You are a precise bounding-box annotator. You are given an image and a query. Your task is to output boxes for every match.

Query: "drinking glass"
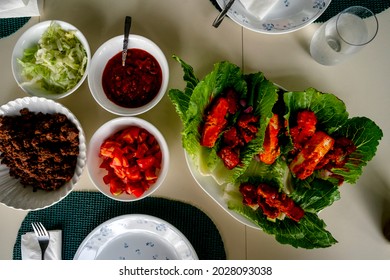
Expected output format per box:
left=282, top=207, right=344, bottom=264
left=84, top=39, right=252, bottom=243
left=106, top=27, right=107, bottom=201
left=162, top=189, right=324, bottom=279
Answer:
left=310, top=6, right=378, bottom=66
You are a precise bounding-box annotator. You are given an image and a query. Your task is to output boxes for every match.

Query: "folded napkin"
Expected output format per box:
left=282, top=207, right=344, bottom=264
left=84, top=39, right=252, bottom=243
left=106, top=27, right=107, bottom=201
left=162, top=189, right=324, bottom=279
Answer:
left=0, top=0, right=40, bottom=18
left=239, top=0, right=278, bottom=20
left=21, top=230, right=62, bottom=260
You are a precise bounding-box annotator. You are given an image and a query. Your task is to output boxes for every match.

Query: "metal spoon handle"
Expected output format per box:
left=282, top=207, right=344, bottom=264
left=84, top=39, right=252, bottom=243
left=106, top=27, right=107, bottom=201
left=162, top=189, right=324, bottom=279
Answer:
left=124, top=16, right=132, bottom=38
left=122, top=16, right=132, bottom=66
left=212, top=0, right=236, bottom=28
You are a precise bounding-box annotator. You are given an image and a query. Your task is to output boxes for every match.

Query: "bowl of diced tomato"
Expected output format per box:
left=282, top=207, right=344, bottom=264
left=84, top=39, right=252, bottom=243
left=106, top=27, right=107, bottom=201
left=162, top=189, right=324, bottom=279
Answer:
left=87, top=117, right=169, bottom=201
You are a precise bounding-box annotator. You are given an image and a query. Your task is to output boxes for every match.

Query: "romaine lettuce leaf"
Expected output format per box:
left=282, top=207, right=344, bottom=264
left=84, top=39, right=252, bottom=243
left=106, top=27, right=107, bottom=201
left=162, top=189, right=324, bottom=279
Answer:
left=208, top=73, right=279, bottom=184
left=181, top=61, right=247, bottom=179
left=168, top=55, right=199, bottom=123
left=170, top=58, right=280, bottom=184
left=228, top=200, right=337, bottom=249
left=239, top=157, right=289, bottom=191
left=168, top=57, right=382, bottom=249
left=289, top=177, right=340, bottom=213
left=329, top=117, right=383, bottom=184
left=283, top=88, right=349, bottom=136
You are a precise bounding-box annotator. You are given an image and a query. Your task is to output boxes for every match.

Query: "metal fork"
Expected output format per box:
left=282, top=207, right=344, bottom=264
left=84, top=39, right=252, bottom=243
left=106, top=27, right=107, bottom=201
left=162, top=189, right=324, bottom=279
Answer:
left=31, top=222, right=50, bottom=260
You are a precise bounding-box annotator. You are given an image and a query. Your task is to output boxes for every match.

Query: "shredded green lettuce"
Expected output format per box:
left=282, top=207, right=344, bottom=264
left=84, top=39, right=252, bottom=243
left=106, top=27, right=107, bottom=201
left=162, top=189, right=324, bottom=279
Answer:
left=17, top=21, right=88, bottom=94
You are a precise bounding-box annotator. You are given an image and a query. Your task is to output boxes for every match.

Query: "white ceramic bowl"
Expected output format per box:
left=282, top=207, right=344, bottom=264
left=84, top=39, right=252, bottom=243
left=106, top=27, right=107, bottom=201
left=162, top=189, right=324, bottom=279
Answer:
left=87, top=117, right=169, bottom=201
left=88, top=35, right=169, bottom=116
left=11, top=20, right=91, bottom=99
left=0, top=97, right=87, bottom=211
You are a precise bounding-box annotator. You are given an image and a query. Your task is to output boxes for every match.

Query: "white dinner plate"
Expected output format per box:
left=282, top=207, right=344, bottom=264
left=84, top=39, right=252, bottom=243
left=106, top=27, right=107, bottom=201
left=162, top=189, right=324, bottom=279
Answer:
left=215, top=0, right=331, bottom=34
left=74, top=214, right=198, bottom=260
left=185, top=152, right=259, bottom=229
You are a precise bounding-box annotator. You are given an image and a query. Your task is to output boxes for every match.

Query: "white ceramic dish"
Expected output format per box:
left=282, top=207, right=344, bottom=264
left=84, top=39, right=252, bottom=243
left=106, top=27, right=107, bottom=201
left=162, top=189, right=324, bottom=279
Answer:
left=88, top=35, right=169, bottom=116
left=185, top=152, right=258, bottom=229
left=0, top=97, right=87, bottom=211
left=11, top=20, right=91, bottom=99
left=74, top=214, right=198, bottom=260
left=87, top=117, right=169, bottom=202
left=216, top=0, right=332, bottom=34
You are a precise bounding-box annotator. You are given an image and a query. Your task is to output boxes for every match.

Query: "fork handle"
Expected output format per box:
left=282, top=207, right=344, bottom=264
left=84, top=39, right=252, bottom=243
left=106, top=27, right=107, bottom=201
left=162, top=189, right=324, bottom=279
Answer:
left=39, top=244, right=48, bottom=260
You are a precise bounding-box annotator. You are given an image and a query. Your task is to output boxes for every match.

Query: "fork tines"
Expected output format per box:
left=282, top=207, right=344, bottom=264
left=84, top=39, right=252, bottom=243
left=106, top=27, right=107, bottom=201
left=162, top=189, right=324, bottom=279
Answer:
left=31, top=222, right=48, bottom=236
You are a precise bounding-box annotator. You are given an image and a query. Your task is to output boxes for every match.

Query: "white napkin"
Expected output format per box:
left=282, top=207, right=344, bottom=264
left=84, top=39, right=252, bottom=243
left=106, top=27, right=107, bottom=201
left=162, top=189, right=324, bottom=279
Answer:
left=0, top=0, right=40, bottom=18
left=21, top=230, right=62, bottom=260
left=239, top=0, right=278, bottom=20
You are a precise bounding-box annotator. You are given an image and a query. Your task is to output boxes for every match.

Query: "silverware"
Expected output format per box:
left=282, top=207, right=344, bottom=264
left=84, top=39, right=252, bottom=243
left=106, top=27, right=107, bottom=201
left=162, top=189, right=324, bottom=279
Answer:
left=212, top=0, right=236, bottom=28
left=31, top=222, right=50, bottom=260
left=122, top=16, right=132, bottom=66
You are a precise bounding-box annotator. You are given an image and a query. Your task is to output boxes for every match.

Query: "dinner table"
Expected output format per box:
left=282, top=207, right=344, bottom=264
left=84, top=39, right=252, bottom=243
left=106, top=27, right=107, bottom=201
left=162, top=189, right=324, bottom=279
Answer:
left=0, top=0, right=390, bottom=260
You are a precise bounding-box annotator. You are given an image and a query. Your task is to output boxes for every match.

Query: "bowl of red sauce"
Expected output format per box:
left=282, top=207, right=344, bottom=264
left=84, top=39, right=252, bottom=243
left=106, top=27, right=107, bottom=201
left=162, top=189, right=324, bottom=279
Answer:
left=88, top=35, right=169, bottom=116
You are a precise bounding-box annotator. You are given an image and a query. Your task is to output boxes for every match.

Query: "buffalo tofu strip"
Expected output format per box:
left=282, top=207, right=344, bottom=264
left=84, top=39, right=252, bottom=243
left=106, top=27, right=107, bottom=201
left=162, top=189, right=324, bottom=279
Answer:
left=289, top=131, right=335, bottom=180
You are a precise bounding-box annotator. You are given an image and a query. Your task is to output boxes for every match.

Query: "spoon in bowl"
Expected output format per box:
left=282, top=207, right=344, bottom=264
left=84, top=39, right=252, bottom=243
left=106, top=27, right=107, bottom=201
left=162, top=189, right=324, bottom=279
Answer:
left=122, top=16, right=132, bottom=66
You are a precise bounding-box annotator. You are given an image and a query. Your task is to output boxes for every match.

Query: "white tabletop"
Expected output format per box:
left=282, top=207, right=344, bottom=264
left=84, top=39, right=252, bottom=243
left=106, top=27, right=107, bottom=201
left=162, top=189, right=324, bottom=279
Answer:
left=0, top=0, right=390, bottom=260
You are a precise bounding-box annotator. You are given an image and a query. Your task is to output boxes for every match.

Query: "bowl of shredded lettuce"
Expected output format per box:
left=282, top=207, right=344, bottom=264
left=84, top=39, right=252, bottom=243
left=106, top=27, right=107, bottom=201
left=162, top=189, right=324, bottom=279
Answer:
left=11, top=20, right=90, bottom=99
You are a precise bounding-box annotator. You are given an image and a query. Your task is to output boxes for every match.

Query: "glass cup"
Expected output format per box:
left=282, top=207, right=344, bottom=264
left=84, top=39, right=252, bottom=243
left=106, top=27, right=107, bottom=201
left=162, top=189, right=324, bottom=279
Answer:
left=310, top=6, right=379, bottom=66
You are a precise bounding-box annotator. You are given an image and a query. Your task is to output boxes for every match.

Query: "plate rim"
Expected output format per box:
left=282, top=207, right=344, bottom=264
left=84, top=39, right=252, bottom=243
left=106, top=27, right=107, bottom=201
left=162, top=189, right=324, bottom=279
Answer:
left=215, top=0, right=332, bottom=34
left=73, top=214, right=198, bottom=260
left=184, top=151, right=259, bottom=230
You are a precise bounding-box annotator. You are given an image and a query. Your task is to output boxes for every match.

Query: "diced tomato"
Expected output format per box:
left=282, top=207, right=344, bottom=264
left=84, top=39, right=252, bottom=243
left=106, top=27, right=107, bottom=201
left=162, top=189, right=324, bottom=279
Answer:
left=99, top=160, right=111, bottom=170
left=125, top=165, right=142, bottom=182
left=147, top=134, right=156, bottom=146
left=99, top=140, right=121, bottom=158
left=154, top=150, right=162, bottom=165
left=134, top=142, right=149, bottom=159
left=110, top=178, right=124, bottom=195
left=113, top=166, right=126, bottom=179
left=125, top=182, right=145, bottom=197
left=122, top=144, right=137, bottom=155
left=98, top=125, right=163, bottom=198
left=109, top=156, right=122, bottom=168
left=120, top=126, right=141, bottom=144
left=137, top=156, right=156, bottom=170
left=103, top=173, right=114, bottom=184
left=138, top=130, right=149, bottom=143
left=145, top=143, right=160, bottom=156
left=145, top=168, right=157, bottom=181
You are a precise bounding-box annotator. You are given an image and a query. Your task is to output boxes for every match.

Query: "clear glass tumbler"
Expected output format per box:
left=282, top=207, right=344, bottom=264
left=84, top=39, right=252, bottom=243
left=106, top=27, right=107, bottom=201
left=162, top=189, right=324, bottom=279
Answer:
left=310, top=6, right=379, bottom=66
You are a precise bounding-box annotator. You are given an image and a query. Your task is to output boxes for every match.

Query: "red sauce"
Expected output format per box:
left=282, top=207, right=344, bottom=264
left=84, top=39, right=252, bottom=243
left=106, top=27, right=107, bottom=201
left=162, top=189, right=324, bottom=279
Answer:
left=102, top=48, right=162, bottom=108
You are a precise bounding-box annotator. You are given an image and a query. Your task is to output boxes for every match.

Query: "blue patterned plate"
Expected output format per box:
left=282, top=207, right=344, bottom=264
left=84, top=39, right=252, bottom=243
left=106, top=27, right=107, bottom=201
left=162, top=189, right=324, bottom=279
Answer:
left=215, top=0, right=331, bottom=34
left=73, top=214, right=198, bottom=260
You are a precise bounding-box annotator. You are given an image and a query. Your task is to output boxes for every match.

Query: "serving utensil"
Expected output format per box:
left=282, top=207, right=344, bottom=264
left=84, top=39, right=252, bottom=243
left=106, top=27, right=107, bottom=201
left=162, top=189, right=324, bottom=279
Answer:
left=122, top=16, right=132, bottom=66
left=212, top=0, right=236, bottom=28
left=31, top=222, right=50, bottom=260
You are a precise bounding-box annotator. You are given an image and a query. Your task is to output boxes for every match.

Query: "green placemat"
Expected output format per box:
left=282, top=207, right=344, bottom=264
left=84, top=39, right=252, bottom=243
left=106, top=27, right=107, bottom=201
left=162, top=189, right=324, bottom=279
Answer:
left=316, top=0, right=390, bottom=22
left=0, top=17, right=30, bottom=39
left=210, top=0, right=390, bottom=23
left=13, top=191, right=226, bottom=260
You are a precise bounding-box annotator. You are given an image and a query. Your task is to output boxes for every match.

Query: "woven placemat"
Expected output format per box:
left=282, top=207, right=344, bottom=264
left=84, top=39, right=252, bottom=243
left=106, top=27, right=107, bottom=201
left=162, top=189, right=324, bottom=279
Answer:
left=210, top=0, right=390, bottom=23
left=0, top=17, right=30, bottom=39
left=316, top=0, right=390, bottom=22
left=12, top=191, right=226, bottom=260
